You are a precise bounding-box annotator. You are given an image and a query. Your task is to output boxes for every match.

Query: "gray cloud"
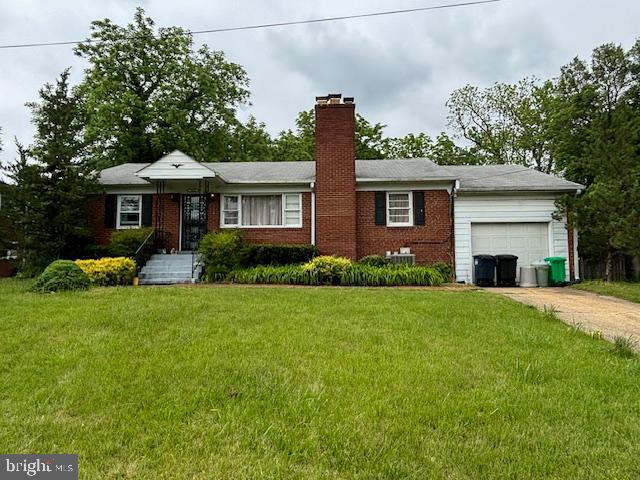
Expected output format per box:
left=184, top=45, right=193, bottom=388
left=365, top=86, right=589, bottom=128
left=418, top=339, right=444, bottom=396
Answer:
left=1, top=0, right=639, bottom=172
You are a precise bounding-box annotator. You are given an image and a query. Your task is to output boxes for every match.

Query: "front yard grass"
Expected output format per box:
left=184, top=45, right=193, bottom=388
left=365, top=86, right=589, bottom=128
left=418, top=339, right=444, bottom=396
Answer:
left=573, top=280, right=640, bottom=303
left=1, top=279, right=639, bottom=479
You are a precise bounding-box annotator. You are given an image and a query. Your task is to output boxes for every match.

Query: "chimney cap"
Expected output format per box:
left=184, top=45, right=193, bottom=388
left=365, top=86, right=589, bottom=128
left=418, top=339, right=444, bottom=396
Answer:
left=327, top=93, right=342, bottom=99
left=315, top=95, right=328, bottom=104
left=343, top=96, right=354, bottom=104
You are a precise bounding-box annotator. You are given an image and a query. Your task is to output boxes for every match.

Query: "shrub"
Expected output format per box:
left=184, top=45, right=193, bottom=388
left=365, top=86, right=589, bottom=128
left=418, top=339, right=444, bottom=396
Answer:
left=239, top=244, right=319, bottom=267
left=229, top=265, right=320, bottom=285
left=430, top=262, right=454, bottom=281
left=302, top=256, right=353, bottom=285
left=31, top=260, right=90, bottom=293
left=340, top=264, right=445, bottom=287
left=109, top=228, right=154, bottom=257
left=357, top=255, right=390, bottom=267
left=228, top=262, right=445, bottom=287
left=200, top=230, right=244, bottom=281
left=75, top=257, right=136, bottom=286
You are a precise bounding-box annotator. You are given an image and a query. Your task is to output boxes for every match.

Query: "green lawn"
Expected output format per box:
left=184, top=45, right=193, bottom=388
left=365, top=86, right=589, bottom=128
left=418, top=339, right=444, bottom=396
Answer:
left=573, top=280, right=640, bottom=303
left=1, top=280, right=639, bottom=479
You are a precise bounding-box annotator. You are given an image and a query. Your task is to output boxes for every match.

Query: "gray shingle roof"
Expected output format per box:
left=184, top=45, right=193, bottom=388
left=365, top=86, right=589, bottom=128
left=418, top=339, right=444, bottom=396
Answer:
left=204, top=161, right=314, bottom=183
left=98, top=159, right=582, bottom=192
left=445, top=165, right=583, bottom=192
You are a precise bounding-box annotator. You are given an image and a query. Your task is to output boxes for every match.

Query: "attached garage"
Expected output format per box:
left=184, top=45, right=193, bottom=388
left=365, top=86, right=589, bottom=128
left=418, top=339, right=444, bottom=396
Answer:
left=470, top=222, right=549, bottom=282
left=452, top=190, right=578, bottom=284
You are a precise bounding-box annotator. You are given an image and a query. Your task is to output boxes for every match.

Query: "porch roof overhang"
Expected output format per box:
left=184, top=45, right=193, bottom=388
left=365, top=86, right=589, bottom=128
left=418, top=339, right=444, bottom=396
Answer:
left=134, top=150, right=227, bottom=182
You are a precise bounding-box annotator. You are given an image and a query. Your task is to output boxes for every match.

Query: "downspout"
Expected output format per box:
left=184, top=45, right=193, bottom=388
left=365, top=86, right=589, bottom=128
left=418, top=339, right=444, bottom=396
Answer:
left=310, top=182, right=316, bottom=246
left=451, top=180, right=460, bottom=282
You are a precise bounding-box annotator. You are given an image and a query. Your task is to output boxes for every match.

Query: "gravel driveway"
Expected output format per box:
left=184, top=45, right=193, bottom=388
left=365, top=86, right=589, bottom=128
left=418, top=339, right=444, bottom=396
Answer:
left=490, top=287, right=640, bottom=347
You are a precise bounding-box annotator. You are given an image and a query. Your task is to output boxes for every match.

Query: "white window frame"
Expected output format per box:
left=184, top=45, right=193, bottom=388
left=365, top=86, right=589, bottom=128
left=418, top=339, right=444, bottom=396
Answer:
left=116, top=194, right=142, bottom=230
left=386, top=191, right=413, bottom=227
left=220, top=193, right=302, bottom=229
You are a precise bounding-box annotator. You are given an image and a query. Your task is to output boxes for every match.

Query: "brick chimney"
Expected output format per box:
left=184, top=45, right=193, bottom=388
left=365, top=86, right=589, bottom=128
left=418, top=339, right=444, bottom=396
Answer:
left=314, top=94, right=357, bottom=258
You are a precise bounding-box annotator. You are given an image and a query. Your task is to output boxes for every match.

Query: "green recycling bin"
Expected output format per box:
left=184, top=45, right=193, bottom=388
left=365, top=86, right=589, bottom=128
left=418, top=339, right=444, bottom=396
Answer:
left=544, top=256, right=566, bottom=286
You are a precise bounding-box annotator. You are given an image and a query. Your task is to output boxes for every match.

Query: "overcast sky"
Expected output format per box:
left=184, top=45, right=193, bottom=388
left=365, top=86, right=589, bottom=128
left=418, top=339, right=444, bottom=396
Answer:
left=0, top=0, right=638, bottom=168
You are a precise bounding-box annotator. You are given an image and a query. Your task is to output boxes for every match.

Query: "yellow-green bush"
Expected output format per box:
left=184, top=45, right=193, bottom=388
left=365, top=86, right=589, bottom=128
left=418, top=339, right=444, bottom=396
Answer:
left=302, top=255, right=353, bottom=285
left=75, top=257, right=136, bottom=286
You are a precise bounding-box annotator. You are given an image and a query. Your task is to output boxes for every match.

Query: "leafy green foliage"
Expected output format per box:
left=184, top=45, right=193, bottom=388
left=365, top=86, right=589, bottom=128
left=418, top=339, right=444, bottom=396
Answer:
left=228, top=260, right=445, bottom=287
left=30, top=260, right=90, bottom=292
left=357, top=255, right=390, bottom=267
left=108, top=228, right=154, bottom=257
left=2, top=70, right=96, bottom=274
left=75, top=8, right=253, bottom=168
left=430, top=261, right=454, bottom=281
left=239, top=244, right=319, bottom=267
left=199, top=230, right=244, bottom=280
left=339, top=264, right=445, bottom=286
left=553, top=42, right=640, bottom=278
left=446, top=78, right=556, bottom=172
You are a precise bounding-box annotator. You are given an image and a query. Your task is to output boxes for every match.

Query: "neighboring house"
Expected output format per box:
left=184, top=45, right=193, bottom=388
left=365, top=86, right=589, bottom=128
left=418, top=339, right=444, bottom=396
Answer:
left=94, top=94, right=582, bottom=283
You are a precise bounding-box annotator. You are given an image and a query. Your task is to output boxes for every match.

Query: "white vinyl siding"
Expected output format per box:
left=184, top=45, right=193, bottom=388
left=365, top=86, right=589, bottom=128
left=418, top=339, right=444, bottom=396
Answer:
left=386, top=192, right=413, bottom=227
left=454, top=194, right=570, bottom=283
left=221, top=193, right=302, bottom=228
left=116, top=195, right=142, bottom=229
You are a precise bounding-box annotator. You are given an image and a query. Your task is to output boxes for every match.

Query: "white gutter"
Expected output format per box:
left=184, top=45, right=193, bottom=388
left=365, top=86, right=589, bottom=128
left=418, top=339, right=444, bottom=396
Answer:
left=310, top=182, right=316, bottom=246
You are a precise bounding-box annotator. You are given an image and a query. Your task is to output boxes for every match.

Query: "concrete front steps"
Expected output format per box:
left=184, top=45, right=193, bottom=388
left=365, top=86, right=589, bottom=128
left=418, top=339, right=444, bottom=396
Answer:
left=139, top=253, right=202, bottom=285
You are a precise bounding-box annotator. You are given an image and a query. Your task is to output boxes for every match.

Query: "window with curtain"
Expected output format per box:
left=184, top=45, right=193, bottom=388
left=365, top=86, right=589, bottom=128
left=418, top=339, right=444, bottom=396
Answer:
left=117, top=195, right=142, bottom=229
left=221, top=194, right=301, bottom=227
left=387, top=192, right=412, bottom=226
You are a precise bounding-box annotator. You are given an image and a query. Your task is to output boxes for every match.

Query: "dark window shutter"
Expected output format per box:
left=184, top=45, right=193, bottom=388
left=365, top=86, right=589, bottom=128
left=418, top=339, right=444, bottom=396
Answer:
left=104, top=195, right=116, bottom=229
left=375, top=192, right=386, bottom=225
left=142, top=194, right=153, bottom=227
left=413, top=191, right=425, bottom=226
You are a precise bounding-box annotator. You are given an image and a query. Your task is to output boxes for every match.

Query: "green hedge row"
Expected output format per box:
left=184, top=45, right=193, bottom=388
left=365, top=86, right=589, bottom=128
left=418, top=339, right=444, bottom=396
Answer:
left=239, top=243, right=319, bottom=267
left=228, top=263, right=445, bottom=287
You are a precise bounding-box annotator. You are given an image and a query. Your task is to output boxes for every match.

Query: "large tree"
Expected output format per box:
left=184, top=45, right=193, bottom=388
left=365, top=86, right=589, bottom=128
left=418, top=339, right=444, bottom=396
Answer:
left=2, top=70, right=95, bottom=273
left=446, top=78, right=556, bottom=172
left=553, top=42, right=640, bottom=279
left=75, top=8, right=253, bottom=169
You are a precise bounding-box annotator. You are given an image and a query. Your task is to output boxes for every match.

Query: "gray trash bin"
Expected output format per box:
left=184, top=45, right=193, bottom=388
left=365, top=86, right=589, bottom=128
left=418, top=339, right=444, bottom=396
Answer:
left=533, top=261, right=549, bottom=287
left=519, top=266, right=538, bottom=287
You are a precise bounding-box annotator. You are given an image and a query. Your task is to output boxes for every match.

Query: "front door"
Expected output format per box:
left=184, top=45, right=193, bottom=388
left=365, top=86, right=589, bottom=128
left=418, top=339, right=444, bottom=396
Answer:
left=181, top=194, right=208, bottom=251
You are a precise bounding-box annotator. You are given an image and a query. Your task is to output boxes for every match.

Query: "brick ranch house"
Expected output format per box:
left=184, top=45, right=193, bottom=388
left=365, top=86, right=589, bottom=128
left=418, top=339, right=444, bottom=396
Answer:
left=94, top=94, right=582, bottom=283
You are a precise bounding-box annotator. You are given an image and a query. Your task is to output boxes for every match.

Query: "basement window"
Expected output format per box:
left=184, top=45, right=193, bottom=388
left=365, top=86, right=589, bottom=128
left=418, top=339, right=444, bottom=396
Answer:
left=221, top=194, right=301, bottom=228
left=387, top=192, right=413, bottom=227
left=116, top=195, right=142, bottom=229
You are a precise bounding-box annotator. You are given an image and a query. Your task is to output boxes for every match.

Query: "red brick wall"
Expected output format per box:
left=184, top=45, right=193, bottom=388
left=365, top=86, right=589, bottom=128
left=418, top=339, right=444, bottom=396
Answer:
left=314, top=102, right=357, bottom=258
left=156, top=194, right=181, bottom=251
left=356, top=190, right=454, bottom=265
left=89, top=196, right=112, bottom=245
left=207, top=193, right=312, bottom=244
left=89, top=194, right=180, bottom=251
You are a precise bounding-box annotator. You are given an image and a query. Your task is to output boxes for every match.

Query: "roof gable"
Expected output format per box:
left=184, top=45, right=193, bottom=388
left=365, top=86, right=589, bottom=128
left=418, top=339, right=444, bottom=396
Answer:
left=135, top=151, right=219, bottom=181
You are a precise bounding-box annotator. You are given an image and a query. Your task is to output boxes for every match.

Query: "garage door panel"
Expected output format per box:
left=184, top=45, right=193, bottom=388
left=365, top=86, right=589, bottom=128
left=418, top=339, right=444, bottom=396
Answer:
left=471, top=222, right=549, bottom=282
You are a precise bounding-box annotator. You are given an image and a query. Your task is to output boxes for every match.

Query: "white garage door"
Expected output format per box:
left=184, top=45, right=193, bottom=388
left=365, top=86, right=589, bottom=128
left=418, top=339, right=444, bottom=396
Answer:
left=471, top=223, right=549, bottom=280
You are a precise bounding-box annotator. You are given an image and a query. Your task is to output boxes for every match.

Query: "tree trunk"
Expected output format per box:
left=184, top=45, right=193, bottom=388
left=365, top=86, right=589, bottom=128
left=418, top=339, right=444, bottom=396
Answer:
left=632, top=255, right=640, bottom=281
left=605, top=250, right=614, bottom=282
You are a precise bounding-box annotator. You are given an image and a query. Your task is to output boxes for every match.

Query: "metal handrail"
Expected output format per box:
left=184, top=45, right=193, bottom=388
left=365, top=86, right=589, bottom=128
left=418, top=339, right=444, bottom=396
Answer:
left=134, top=229, right=156, bottom=256
left=191, top=238, right=204, bottom=280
